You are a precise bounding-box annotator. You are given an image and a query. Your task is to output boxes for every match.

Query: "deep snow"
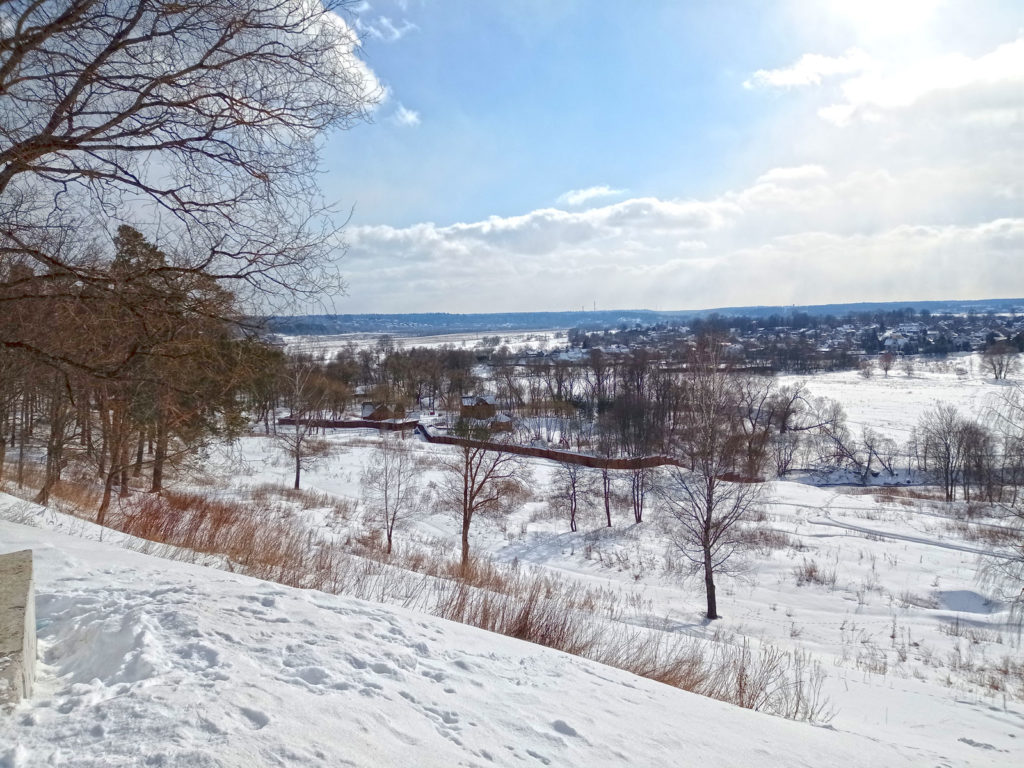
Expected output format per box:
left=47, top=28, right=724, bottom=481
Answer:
left=0, top=508, right=950, bottom=768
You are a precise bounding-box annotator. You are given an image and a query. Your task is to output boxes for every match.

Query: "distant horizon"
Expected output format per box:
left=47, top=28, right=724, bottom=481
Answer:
left=277, top=295, right=1024, bottom=320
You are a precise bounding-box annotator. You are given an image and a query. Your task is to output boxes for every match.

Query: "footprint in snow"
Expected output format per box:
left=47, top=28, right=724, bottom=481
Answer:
left=293, top=666, right=330, bottom=685
left=239, top=707, right=270, bottom=730
left=370, top=661, right=398, bottom=677
left=526, top=749, right=552, bottom=765
left=957, top=737, right=1002, bottom=751
left=176, top=642, right=222, bottom=670
left=552, top=720, right=579, bottom=738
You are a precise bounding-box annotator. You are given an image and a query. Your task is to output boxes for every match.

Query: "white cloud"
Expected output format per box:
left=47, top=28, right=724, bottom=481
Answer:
left=744, top=48, right=874, bottom=88
left=820, top=38, right=1024, bottom=125
left=755, top=166, right=829, bottom=185
left=356, top=15, right=418, bottom=42
left=315, top=10, right=384, bottom=109
left=747, top=38, right=1024, bottom=126
left=339, top=209, right=1024, bottom=314
left=338, top=152, right=1023, bottom=313
left=556, top=185, right=627, bottom=207
left=392, top=104, right=421, bottom=126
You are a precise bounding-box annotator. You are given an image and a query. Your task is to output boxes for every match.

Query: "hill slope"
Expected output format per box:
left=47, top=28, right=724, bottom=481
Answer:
left=0, top=501, right=943, bottom=768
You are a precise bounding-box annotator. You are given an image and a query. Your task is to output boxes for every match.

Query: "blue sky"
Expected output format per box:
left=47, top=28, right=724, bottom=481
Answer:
left=316, top=0, right=1024, bottom=313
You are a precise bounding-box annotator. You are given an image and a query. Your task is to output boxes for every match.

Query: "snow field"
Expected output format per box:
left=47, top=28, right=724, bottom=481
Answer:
left=283, top=330, right=564, bottom=357
left=778, top=353, right=1009, bottom=442
left=2, top=353, right=1023, bottom=766
left=180, top=424, right=1024, bottom=766
left=1, top=510, right=934, bottom=768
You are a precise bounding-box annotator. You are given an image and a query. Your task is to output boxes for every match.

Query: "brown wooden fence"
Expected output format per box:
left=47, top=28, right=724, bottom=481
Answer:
left=276, top=417, right=419, bottom=432
left=414, top=426, right=688, bottom=470
left=277, top=417, right=690, bottom=471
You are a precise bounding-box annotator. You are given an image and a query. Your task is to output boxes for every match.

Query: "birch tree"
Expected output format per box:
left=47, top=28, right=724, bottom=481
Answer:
left=361, top=434, right=420, bottom=554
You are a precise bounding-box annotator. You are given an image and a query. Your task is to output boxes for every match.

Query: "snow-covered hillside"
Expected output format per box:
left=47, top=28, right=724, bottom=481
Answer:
left=193, top=430, right=1024, bottom=767
left=0, top=504, right=983, bottom=768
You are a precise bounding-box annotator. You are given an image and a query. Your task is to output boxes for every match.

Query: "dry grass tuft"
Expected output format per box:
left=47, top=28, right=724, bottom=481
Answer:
left=793, top=558, right=838, bottom=588
left=735, top=525, right=801, bottom=554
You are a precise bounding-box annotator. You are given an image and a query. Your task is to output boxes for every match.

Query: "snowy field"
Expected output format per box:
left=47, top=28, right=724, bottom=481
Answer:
left=1, top=354, right=1023, bottom=766
left=1, top=507, right=935, bottom=768
left=780, top=353, right=1009, bottom=441
left=283, top=330, right=564, bottom=357
left=196, top=431, right=1024, bottom=762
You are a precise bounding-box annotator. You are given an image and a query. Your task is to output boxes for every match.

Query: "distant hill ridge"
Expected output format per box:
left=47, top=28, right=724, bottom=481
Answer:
left=264, top=298, right=1024, bottom=336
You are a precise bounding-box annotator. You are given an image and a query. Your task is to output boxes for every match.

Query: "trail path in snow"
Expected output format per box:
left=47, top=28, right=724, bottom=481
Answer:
left=769, top=492, right=1018, bottom=560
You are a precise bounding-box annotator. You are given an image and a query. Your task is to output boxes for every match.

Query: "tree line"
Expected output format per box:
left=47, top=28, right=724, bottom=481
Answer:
left=1, top=0, right=377, bottom=512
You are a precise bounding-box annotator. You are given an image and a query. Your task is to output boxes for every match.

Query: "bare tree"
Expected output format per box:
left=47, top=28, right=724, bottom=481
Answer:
left=1, top=0, right=379, bottom=374
left=656, top=466, right=761, bottom=621
left=594, top=413, right=617, bottom=527
left=658, top=346, right=761, bottom=620
left=277, top=359, right=331, bottom=490
left=879, top=351, right=896, bottom=377
left=990, top=383, right=1024, bottom=507
left=984, top=343, right=1020, bottom=381
left=806, top=399, right=860, bottom=474
left=436, top=428, right=527, bottom=571
left=981, top=383, right=1024, bottom=627
left=918, top=403, right=967, bottom=502
left=764, top=384, right=845, bottom=476
left=550, top=461, right=596, bottom=533
left=769, top=430, right=800, bottom=476
left=735, top=374, right=776, bottom=478
left=361, top=433, right=420, bottom=554
left=859, top=427, right=899, bottom=481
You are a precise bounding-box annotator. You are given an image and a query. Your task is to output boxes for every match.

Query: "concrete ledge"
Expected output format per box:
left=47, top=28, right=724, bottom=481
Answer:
left=0, top=550, right=35, bottom=711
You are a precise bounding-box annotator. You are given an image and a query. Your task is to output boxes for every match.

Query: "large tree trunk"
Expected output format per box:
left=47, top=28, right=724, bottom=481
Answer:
left=460, top=525, right=471, bottom=572
left=602, top=466, right=612, bottom=527
left=98, top=467, right=118, bottom=527
left=703, top=544, right=719, bottom=620
left=151, top=417, right=169, bottom=493
left=133, top=428, right=146, bottom=477
left=35, top=414, right=64, bottom=506
left=631, top=468, right=645, bottom=524
left=460, top=451, right=472, bottom=571
left=118, top=434, right=131, bottom=497
left=16, top=397, right=29, bottom=488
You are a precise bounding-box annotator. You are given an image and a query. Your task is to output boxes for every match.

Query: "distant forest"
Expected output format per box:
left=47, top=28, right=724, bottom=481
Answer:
left=265, top=298, right=1024, bottom=336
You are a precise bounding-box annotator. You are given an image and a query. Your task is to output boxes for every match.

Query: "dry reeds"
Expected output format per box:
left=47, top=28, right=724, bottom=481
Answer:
left=7, top=473, right=837, bottom=722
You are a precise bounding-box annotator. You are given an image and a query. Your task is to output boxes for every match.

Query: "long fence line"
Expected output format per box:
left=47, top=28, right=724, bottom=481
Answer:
left=277, top=417, right=420, bottom=432
left=276, top=417, right=687, bottom=470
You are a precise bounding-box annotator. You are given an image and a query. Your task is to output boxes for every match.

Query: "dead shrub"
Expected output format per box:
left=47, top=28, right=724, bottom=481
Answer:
left=793, top=558, right=837, bottom=588
left=848, top=487, right=941, bottom=502
left=735, top=525, right=799, bottom=554
left=946, top=519, right=1021, bottom=548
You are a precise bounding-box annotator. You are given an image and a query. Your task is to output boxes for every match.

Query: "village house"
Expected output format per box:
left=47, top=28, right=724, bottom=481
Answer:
left=460, top=395, right=497, bottom=420
left=361, top=402, right=405, bottom=421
